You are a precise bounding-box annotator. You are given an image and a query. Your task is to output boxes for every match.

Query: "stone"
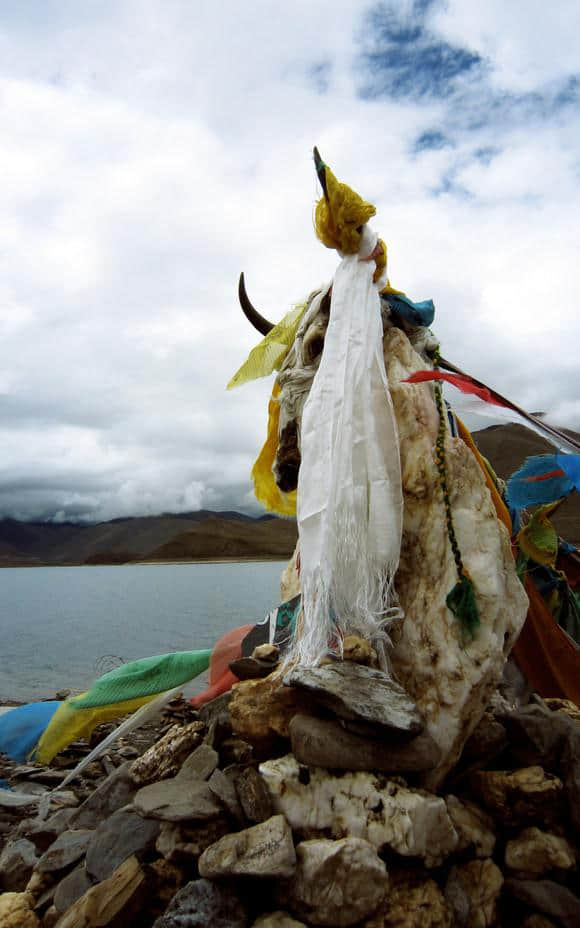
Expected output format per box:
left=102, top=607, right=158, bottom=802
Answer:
left=152, top=878, right=248, bottom=928
left=342, top=635, right=376, bottom=665
left=155, top=818, right=230, bottom=862
left=285, top=663, right=423, bottom=736
left=235, top=765, right=274, bottom=823
left=176, top=743, right=218, bottom=782
left=25, top=870, right=51, bottom=898
left=460, top=711, right=508, bottom=765
left=19, top=808, right=77, bottom=852
left=133, top=774, right=222, bottom=823
left=289, top=713, right=440, bottom=773
left=496, top=704, right=570, bottom=769
left=229, top=675, right=310, bottom=744
left=252, top=643, right=280, bottom=663
left=0, top=837, right=39, bottom=891
left=445, top=795, right=496, bottom=858
left=544, top=697, right=580, bottom=723
left=148, top=858, right=187, bottom=918
left=53, top=855, right=146, bottom=928
left=68, top=763, right=135, bottom=830
left=0, top=891, right=40, bottom=927
left=85, top=807, right=160, bottom=881
left=504, top=826, right=576, bottom=875
left=382, top=327, right=529, bottom=789
left=252, top=914, right=307, bottom=928
left=260, top=754, right=458, bottom=868
left=199, top=814, right=296, bottom=879
left=36, top=829, right=93, bottom=873
left=53, top=865, right=93, bottom=914
left=521, top=917, right=559, bottom=928
left=280, top=837, right=388, bottom=927
left=207, top=767, right=244, bottom=822
left=230, top=657, right=277, bottom=680
left=365, top=873, right=451, bottom=928
left=220, top=736, right=253, bottom=765
left=504, top=879, right=580, bottom=928
left=129, top=721, right=204, bottom=785
left=444, top=859, right=503, bottom=928
left=468, top=766, right=564, bottom=826
left=560, top=719, right=580, bottom=833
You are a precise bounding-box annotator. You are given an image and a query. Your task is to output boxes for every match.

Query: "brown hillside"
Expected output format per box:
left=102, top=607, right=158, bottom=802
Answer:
left=146, top=516, right=298, bottom=561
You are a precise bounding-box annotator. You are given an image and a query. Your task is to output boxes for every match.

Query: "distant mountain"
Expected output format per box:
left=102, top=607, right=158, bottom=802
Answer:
left=0, top=422, right=577, bottom=567
left=0, top=510, right=298, bottom=567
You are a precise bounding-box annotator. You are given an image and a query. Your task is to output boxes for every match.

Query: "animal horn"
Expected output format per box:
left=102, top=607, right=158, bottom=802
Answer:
left=238, top=272, right=274, bottom=336
left=313, top=146, right=329, bottom=200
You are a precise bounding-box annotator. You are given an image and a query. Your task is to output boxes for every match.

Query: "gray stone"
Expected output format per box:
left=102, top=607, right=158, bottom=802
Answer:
left=156, top=818, right=230, bottom=862
left=279, top=837, right=388, bottom=927
left=177, top=743, right=218, bottom=782
left=133, top=776, right=222, bottom=822
left=229, top=657, right=277, bottom=680
left=235, top=766, right=273, bottom=823
left=152, top=878, right=248, bottom=928
left=504, top=879, right=580, bottom=928
left=19, top=807, right=77, bottom=852
left=0, top=837, right=38, bottom=891
left=560, top=719, right=580, bottom=833
left=285, top=662, right=423, bottom=735
left=36, top=829, right=93, bottom=873
left=53, top=865, right=93, bottom=914
left=208, top=768, right=244, bottom=822
left=289, top=713, right=440, bottom=772
left=85, top=807, right=160, bottom=881
left=198, top=814, right=296, bottom=879
left=68, top=762, right=135, bottom=829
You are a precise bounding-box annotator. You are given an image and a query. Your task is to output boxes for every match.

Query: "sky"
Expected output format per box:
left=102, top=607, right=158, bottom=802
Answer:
left=0, top=0, right=579, bottom=523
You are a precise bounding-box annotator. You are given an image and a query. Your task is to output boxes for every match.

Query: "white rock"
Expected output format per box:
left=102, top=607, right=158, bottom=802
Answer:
left=260, top=754, right=457, bottom=868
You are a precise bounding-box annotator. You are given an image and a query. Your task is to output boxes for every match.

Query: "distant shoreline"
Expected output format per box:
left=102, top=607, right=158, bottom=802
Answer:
left=0, top=555, right=290, bottom=569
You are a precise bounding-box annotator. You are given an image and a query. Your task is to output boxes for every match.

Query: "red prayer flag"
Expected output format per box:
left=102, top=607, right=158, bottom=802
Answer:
left=404, top=370, right=509, bottom=408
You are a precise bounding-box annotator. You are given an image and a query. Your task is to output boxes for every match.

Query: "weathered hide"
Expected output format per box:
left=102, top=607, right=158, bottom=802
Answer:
left=277, top=308, right=529, bottom=787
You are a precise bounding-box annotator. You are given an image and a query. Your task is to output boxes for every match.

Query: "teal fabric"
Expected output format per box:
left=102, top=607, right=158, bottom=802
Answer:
left=386, top=293, right=435, bottom=328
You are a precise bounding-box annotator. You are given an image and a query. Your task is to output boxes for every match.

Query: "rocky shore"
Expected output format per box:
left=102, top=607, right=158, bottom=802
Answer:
left=1, top=646, right=579, bottom=928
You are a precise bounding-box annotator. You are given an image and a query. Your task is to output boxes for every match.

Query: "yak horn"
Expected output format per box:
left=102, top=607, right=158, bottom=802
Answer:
left=238, top=272, right=274, bottom=336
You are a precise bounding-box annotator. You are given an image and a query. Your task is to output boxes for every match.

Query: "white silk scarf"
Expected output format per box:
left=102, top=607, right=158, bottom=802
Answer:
left=293, top=228, right=403, bottom=667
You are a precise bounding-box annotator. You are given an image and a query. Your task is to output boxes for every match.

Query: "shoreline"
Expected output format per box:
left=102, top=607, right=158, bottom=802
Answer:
left=0, top=555, right=291, bottom=569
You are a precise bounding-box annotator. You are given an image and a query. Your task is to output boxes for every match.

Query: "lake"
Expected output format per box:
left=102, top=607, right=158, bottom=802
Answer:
left=0, top=561, right=287, bottom=703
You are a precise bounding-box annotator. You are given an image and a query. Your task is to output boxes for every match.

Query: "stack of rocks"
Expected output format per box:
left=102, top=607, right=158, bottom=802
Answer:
left=0, top=650, right=578, bottom=927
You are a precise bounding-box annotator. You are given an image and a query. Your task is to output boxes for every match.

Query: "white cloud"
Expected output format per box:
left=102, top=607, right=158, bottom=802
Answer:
left=0, top=1, right=578, bottom=522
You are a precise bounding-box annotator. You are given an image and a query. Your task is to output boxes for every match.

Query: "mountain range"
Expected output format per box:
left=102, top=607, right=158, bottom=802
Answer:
left=0, top=423, right=577, bottom=567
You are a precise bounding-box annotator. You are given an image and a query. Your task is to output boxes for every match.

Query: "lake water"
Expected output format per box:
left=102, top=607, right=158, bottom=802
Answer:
left=0, top=562, right=287, bottom=703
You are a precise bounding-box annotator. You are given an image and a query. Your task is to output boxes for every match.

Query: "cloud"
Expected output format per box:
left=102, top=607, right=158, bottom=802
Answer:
left=0, top=1, right=578, bottom=522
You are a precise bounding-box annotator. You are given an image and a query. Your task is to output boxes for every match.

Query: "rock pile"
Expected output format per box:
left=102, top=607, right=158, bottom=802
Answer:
left=0, top=659, right=579, bottom=927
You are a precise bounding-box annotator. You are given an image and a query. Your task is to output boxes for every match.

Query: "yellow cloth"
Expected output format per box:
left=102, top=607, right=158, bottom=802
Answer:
left=35, top=692, right=157, bottom=764
left=517, top=500, right=562, bottom=569
left=314, top=162, right=376, bottom=255
left=227, top=302, right=307, bottom=389
left=251, top=381, right=297, bottom=517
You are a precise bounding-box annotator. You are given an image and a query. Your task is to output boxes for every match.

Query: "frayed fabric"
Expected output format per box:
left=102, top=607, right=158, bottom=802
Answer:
left=289, top=232, right=403, bottom=669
